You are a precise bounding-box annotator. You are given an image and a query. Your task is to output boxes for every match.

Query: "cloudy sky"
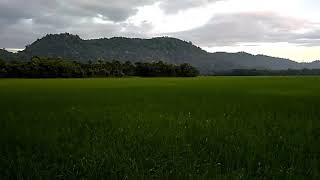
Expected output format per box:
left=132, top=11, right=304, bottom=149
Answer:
left=1, top=0, right=320, bottom=62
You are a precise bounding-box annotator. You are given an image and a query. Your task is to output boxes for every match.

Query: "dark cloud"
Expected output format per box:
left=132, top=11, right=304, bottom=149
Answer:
left=0, top=17, right=155, bottom=48
left=171, top=12, right=320, bottom=46
left=0, top=0, right=320, bottom=50
left=0, top=0, right=159, bottom=48
left=0, top=0, right=157, bottom=22
left=293, top=30, right=320, bottom=46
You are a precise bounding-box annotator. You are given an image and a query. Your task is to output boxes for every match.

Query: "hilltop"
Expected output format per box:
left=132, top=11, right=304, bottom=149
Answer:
left=1, top=33, right=320, bottom=73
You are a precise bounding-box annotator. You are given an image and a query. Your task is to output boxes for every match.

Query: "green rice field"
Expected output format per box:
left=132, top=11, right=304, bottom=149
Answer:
left=0, top=77, right=319, bottom=179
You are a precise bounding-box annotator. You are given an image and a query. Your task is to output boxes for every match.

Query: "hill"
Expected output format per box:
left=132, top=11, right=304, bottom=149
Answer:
left=0, top=49, right=20, bottom=61
left=1, top=33, right=320, bottom=73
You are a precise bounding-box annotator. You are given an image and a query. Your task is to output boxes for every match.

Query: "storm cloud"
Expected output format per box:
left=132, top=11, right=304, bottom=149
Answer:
left=172, top=12, right=320, bottom=46
left=0, top=0, right=162, bottom=48
left=0, top=0, right=320, bottom=59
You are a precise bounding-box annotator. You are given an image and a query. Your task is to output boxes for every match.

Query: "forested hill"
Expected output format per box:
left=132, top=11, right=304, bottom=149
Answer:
left=1, top=33, right=320, bottom=73
left=0, top=49, right=19, bottom=61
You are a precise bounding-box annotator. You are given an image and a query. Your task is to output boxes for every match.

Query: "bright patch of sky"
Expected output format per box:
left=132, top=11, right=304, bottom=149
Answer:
left=204, top=43, right=320, bottom=62
left=123, top=0, right=320, bottom=61
left=127, top=2, right=214, bottom=33
left=129, top=0, right=303, bottom=34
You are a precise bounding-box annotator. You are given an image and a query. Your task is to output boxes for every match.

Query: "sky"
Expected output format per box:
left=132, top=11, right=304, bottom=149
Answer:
left=1, top=0, right=320, bottom=62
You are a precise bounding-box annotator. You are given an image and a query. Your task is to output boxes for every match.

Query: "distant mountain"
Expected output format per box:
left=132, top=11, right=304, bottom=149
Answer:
left=207, top=52, right=302, bottom=70
left=301, top=60, right=320, bottom=69
left=1, top=33, right=320, bottom=73
left=0, top=49, right=20, bottom=61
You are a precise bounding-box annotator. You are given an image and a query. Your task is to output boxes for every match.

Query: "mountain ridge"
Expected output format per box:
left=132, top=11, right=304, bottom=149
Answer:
left=1, top=33, right=320, bottom=73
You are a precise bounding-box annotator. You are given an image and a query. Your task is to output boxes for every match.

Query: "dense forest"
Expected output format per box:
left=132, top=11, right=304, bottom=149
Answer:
left=0, top=57, right=199, bottom=78
left=2, top=33, right=320, bottom=74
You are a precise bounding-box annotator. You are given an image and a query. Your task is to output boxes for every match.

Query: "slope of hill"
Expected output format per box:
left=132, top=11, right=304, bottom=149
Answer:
left=1, top=33, right=320, bottom=73
left=21, top=33, right=207, bottom=62
left=208, top=52, right=301, bottom=70
left=0, top=49, right=19, bottom=61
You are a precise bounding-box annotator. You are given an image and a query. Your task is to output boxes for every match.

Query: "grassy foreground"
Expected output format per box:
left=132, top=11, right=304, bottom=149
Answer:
left=0, top=77, right=319, bottom=179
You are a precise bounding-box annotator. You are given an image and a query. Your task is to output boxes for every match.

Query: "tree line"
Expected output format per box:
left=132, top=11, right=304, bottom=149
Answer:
left=0, top=57, right=199, bottom=78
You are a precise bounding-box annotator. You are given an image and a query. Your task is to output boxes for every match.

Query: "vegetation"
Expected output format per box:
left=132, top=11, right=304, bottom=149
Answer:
left=0, top=57, right=199, bottom=78
left=2, top=33, right=320, bottom=73
left=0, top=77, right=319, bottom=179
left=214, top=68, right=320, bottom=76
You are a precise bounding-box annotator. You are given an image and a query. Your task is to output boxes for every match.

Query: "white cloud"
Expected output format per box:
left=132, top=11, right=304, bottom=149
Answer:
left=170, top=12, right=319, bottom=46
left=128, top=2, right=216, bottom=33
